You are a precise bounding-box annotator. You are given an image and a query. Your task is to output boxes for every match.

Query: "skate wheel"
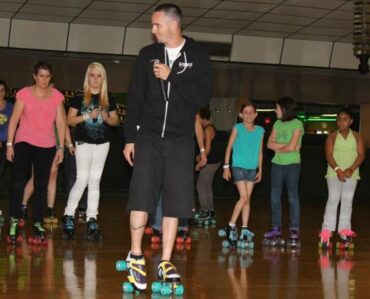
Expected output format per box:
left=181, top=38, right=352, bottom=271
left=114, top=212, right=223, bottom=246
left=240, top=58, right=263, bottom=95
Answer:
left=185, top=237, right=192, bottom=244
left=116, top=260, right=128, bottom=271
left=222, top=240, right=230, bottom=248
left=122, top=281, right=134, bottom=293
left=204, top=220, right=209, bottom=226
left=218, top=229, right=226, bottom=237
left=249, top=242, right=255, bottom=249
left=151, top=281, right=162, bottom=293
left=176, top=237, right=184, bottom=244
left=151, top=236, right=160, bottom=243
left=160, top=283, right=172, bottom=296
left=174, top=284, right=184, bottom=296
left=144, top=227, right=153, bottom=235
left=16, top=235, right=23, bottom=242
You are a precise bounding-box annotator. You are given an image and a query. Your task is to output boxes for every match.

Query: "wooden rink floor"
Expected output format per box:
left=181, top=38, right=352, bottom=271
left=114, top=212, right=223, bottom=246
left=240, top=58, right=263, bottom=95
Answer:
left=1, top=197, right=370, bottom=299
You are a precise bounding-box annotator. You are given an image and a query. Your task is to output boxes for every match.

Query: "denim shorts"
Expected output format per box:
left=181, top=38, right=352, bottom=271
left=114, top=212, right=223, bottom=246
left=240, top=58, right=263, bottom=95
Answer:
left=232, top=167, right=257, bottom=183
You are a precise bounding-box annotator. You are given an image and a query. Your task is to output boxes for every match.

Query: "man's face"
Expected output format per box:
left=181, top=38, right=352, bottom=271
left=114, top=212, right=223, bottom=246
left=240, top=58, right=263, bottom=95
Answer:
left=151, top=11, right=172, bottom=44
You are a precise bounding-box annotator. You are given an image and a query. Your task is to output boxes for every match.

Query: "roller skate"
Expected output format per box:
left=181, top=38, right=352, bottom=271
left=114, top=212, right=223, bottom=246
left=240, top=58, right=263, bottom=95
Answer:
left=144, top=226, right=153, bottom=235
left=287, top=228, right=301, bottom=248
left=62, top=215, right=75, bottom=240
left=18, top=204, right=27, bottom=228
left=318, top=229, right=332, bottom=250
left=76, top=208, right=86, bottom=223
left=28, top=222, right=48, bottom=245
left=0, top=209, right=4, bottom=224
left=7, top=218, right=23, bottom=245
left=176, top=228, right=192, bottom=245
left=151, top=228, right=162, bottom=244
left=195, top=210, right=216, bottom=227
left=44, top=207, right=58, bottom=225
left=336, top=229, right=356, bottom=251
left=218, top=224, right=238, bottom=248
left=152, top=261, right=184, bottom=296
left=237, top=227, right=254, bottom=249
left=84, top=218, right=102, bottom=241
left=116, top=252, right=147, bottom=293
left=262, top=227, right=285, bottom=247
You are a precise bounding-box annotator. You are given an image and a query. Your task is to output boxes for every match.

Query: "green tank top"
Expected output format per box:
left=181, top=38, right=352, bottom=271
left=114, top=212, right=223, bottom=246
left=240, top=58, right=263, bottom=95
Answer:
left=326, top=130, right=360, bottom=179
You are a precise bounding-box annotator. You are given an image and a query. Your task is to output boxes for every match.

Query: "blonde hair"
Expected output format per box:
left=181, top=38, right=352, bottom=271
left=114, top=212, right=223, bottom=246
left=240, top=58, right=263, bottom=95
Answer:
left=83, top=62, right=109, bottom=109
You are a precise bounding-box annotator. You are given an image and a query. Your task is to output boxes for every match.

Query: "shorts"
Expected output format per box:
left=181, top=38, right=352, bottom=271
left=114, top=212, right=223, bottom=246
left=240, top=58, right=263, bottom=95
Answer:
left=232, top=167, right=257, bottom=183
left=127, top=131, right=195, bottom=218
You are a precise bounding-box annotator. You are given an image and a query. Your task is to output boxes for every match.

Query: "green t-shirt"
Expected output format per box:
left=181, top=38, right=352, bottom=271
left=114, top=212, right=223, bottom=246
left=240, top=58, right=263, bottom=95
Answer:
left=271, top=118, right=304, bottom=165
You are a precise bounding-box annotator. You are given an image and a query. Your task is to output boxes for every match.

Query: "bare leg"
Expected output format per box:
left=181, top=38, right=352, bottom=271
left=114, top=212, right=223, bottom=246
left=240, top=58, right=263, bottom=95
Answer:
left=161, top=216, right=178, bottom=260
left=230, top=181, right=249, bottom=225
left=47, top=159, right=59, bottom=208
left=130, top=211, right=148, bottom=255
left=241, top=182, right=255, bottom=227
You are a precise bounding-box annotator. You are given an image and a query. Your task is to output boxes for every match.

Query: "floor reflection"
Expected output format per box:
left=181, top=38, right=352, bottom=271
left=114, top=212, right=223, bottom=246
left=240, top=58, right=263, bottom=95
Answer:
left=319, top=249, right=355, bottom=299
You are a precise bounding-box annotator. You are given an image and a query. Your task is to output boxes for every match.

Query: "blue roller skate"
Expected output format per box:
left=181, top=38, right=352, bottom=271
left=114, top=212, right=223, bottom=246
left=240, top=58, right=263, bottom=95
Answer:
left=218, top=224, right=238, bottom=248
left=152, top=261, right=184, bottom=296
left=84, top=218, right=102, bottom=241
left=262, top=227, right=285, bottom=247
left=62, top=215, right=75, bottom=240
left=116, top=252, right=147, bottom=293
left=237, top=227, right=254, bottom=249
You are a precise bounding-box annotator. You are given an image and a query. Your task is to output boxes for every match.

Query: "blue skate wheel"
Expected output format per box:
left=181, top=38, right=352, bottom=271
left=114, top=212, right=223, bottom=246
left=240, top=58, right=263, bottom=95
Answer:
left=116, top=260, right=127, bottom=271
left=237, top=240, right=242, bottom=248
left=249, top=242, right=255, bottom=249
left=160, top=283, right=172, bottom=296
left=218, top=229, right=226, bottom=237
left=175, top=284, right=184, bottom=296
left=122, top=282, right=134, bottom=293
left=222, top=240, right=231, bottom=248
left=151, top=281, right=162, bottom=293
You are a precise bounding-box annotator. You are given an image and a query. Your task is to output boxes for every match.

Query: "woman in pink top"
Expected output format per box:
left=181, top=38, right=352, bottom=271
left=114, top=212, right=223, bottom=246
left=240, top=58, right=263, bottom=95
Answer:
left=6, top=61, right=66, bottom=245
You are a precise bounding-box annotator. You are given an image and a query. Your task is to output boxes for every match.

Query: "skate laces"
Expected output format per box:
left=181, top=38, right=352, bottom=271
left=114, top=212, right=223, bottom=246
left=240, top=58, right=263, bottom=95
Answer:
left=339, top=229, right=356, bottom=238
left=9, top=218, right=18, bottom=235
left=34, top=222, right=45, bottom=233
left=241, top=228, right=254, bottom=238
left=319, top=229, right=331, bottom=242
left=158, top=261, right=180, bottom=281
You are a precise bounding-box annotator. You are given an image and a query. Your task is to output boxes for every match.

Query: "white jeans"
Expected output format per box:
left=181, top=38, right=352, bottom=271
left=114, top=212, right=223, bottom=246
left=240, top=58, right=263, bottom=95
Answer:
left=64, top=142, right=110, bottom=220
left=322, top=177, right=358, bottom=232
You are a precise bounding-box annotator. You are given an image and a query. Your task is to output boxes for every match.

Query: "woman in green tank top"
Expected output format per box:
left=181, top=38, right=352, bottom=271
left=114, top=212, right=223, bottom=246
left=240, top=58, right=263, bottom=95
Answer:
left=319, top=108, right=365, bottom=250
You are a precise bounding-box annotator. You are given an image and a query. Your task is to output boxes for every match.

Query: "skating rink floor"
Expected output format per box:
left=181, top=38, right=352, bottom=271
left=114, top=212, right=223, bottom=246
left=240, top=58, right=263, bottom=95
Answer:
left=1, top=196, right=370, bottom=299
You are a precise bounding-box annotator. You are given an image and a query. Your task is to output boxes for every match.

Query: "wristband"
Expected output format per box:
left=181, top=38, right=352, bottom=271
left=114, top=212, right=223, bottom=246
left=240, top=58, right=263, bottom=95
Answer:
left=200, top=148, right=205, bottom=153
left=6, top=142, right=13, bottom=146
left=57, top=146, right=64, bottom=151
left=67, top=143, right=74, bottom=148
left=83, top=113, right=90, bottom=121
left=223, top=164, right=230, bottom=169
left=334, top=166, right=340, bottom=172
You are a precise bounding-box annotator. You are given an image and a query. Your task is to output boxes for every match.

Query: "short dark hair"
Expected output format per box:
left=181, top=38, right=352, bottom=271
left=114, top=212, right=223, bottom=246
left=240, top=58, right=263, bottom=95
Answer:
left=277, top=96, right=297, bottom=121
left=337, top=107, right=353, bottom=119
left=0, top=80, right=8, bottom=95
left=239, top=102, right=257, bottom=114
left=33, top=61, right=53, bottom=76
left=154, top=3, right=182, bottom=23
left=199, top=107, right=211, bottom=120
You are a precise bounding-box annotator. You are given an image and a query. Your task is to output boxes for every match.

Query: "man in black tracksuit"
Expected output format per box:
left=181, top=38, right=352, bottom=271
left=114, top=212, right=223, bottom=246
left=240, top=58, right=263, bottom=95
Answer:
left=123, top=3, right=211, bottom=291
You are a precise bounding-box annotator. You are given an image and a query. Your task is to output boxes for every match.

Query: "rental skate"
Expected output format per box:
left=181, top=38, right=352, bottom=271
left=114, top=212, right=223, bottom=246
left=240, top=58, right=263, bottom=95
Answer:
left=28, top=222, right=48, bottom=245
left=237, top=227, right=254, bottom=249
left=84, top=218, right=102, bottom=241
left=62, top=215, right=75, bottom=240
left=218, top=224, right=238, bottom=248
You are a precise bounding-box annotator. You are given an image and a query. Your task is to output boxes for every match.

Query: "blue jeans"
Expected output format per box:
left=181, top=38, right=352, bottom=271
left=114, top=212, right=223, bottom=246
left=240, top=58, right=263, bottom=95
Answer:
left=270, top=163, right=301, bottom=230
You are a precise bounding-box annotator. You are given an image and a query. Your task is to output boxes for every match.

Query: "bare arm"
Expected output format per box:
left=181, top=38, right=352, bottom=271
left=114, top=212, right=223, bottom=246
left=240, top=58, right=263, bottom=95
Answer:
left=255, top=136, right=264, bottom=183
left=54, top=103, right=66, bottom=164
left=6, top=100, right=24, bottom=162
left=346, top=132, right=366, bottom=174
left=101, top=109, right=119, bottom=126
left=204, top=126, right=215, bottom=157
left=194, top=114, right=204, bottom=150
left=223, top=128, right=237, bottom=181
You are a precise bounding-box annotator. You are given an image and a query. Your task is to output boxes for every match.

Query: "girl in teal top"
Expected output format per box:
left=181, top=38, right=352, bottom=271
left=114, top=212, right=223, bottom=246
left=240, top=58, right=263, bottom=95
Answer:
left=222, top=103, right=264, bottom=248
left=265, top=96, right=304, bottom=247
left=319, top=108, right=365, bottom=249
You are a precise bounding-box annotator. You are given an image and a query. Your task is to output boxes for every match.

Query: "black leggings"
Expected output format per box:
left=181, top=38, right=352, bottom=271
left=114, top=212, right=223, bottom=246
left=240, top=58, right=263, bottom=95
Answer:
left=9, top=142, right=55, bottom=223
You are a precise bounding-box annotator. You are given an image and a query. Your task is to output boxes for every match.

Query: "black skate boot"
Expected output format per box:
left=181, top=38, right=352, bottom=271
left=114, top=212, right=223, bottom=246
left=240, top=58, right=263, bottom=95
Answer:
left=62, top=215, right=75, bottom=240
left=176, top=228, right=192, bottom=245
left=218, top=224, right=238, bottom=248
left=85, top=218, right=102, bottom=241
left=18, top=204, right=27, bottom=228
left=7, top=218, right=22, bottom=244
left=28, top=222, right=47, bottom=245
left=44, top=207, right=58, bottom=225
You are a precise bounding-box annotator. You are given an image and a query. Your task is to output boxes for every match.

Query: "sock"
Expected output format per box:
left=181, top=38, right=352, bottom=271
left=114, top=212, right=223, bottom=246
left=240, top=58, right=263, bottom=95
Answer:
left=229, top=222, right=236, bottom=227
left=130, top=253, right=143, bottom=260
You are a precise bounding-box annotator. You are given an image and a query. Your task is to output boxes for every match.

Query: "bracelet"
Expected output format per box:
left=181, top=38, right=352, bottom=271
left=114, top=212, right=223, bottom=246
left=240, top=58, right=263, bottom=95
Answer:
left=334, top=166, right=340, bottom=172
left=67, top=143, right=73, bottom=148
left=223, top=164, right=230, bottom=169
left=6, top=142, right=13, bottom=146
left=200, top=148, right=205, bottom=153
left=57, top=146, right=65, bottom=151
left=83, top=112, right=90, bottom=121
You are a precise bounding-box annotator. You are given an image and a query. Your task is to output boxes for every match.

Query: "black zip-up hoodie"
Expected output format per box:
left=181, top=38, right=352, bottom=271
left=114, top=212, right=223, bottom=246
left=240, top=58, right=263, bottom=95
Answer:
left=124, top=36, right=212, bottom=143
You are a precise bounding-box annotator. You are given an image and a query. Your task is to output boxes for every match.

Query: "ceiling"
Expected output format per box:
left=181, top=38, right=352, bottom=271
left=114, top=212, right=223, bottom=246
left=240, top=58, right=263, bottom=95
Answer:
left=0, top=0, right=354, bottom=43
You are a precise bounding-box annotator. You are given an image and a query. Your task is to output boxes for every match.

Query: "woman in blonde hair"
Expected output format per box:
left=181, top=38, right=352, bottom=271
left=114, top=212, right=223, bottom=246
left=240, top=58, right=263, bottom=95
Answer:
left=62, top=62, right=118, bottom=240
